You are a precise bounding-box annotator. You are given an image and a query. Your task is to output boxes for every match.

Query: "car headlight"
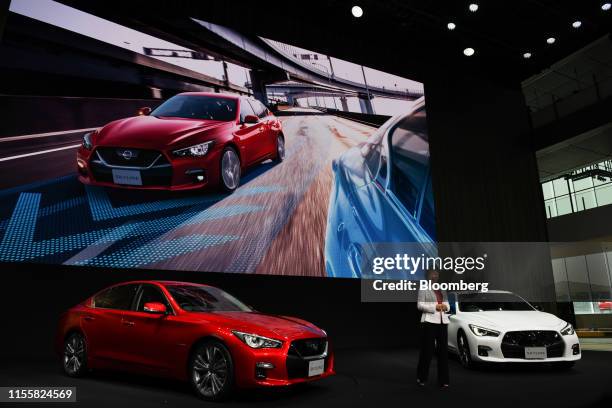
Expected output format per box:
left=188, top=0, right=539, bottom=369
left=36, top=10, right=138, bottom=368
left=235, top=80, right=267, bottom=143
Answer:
left=561, top=323, right=575, bottom=336
left=232, top=331, right=282, bottom=349
left=172, top=141, right=214, bottom=157
left=82, top=132, right=93, bottom=150
left=469, top=324, right=500, bottom=337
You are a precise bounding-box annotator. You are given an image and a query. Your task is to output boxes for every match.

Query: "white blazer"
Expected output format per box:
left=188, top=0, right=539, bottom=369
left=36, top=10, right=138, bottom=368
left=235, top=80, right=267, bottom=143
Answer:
left=417, top=289, right=450, bottom=324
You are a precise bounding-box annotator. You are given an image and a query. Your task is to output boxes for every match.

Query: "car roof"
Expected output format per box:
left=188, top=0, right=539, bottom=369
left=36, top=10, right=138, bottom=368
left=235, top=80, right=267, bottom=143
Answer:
left=176, top=91, right=241, bottom=100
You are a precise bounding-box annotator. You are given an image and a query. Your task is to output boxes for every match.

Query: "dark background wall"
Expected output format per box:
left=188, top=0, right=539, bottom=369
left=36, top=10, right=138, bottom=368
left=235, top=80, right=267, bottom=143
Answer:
left=0, top=263, right=420, bottom=363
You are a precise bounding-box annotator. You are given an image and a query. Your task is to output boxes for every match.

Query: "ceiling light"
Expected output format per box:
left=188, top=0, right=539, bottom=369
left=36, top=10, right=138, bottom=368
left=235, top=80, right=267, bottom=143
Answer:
left=469, top=3, right=479, bottom=12
left=463, top=47, right=475, bottom=56
left=546, top=37, right=556, bottom=44
left=602, top=3, right=611, bottom=11
left=523, top=52, right=532, bottom=59
left=447, top=22, right=456, bottom=30
left=351, top=5, right=363, bottom=18
left=572, top=20, right=582, bottom=28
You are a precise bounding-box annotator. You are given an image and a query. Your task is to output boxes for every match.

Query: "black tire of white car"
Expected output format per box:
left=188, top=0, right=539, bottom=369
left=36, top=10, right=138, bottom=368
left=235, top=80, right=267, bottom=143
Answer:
left=457, top=331, right=474, bottom=369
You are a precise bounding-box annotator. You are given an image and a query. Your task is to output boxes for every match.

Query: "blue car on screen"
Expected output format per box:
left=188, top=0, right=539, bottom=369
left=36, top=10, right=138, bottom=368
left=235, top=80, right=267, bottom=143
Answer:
left=324, top=97, right=436, bottom=278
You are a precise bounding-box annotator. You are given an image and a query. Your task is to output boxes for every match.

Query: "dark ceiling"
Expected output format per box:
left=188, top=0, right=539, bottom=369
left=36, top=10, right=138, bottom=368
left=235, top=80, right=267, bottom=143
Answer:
left=57, top=0, right=611, bottom=86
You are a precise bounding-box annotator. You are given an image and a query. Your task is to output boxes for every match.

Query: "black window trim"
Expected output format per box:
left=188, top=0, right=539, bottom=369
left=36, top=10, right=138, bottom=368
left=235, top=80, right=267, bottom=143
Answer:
left=247, top=99, right=268, bottom=119
left=239, top=97, right=257, bottom=123
left=91, top=283, right=139, bottom=311
left=383, top=105, right=433, bottom=236
left=133, top=283, right=175, bottom=315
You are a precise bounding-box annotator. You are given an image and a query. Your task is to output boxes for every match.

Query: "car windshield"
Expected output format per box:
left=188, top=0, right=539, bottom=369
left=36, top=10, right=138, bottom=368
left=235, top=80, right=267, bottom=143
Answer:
left=458, top=292, right=535, bottom=312
left=151, top=95, right=237, bottom=121
left=166, top=285, right=251, bottom=312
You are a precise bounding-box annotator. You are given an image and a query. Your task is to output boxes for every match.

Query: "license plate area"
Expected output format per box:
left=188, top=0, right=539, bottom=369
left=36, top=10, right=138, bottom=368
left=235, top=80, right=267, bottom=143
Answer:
left=524, top=347, right=547, bottom=359
left=112, top=169, right=142, bottom=186
left=308, top=359, right=324, bottom=377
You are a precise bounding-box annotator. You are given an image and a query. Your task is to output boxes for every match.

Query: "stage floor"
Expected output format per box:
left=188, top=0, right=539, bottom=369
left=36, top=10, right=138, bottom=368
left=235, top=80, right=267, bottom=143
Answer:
left=1, top=348, right=610, bottom=407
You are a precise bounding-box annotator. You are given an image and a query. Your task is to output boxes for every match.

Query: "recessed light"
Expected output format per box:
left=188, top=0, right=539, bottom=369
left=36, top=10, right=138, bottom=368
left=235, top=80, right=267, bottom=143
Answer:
left=523, top=52, right=532, bottom=59
left=463, top=47, right=475, bottom=56
left=546, top=37, right=556, bottom=44
left=351, top=5, right=363, bottom=18
left=469, top=3, right=479, bottom=12
left=602, top=3, right=611, bottom=11
left=572, top=20, right=582, bottom=28
left=447, top=22, right=456, bottom=30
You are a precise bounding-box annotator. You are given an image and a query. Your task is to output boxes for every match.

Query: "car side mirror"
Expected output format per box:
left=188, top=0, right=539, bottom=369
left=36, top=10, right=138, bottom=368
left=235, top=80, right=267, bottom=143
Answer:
left=138, top=106, right=152, bottom=116
left=143, top=302, right=167, bottom=314
left=243, top=114, right=259, bottom=124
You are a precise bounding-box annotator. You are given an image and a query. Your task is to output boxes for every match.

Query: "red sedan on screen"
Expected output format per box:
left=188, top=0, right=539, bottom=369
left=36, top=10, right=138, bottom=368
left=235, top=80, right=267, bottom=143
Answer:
left=56, top=281, right=333, bottom=401
left=76, top=92, right=285, bottom=192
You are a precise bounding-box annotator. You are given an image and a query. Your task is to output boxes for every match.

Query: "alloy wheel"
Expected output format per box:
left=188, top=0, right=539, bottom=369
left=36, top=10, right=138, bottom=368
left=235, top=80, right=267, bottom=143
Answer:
left=458, top=333, right=471, bottom=368
left=221, top=149, right=240, bottom=190
left=192, top=344, right=229, bottom=398
left=64, top=334, right=85, bottom=375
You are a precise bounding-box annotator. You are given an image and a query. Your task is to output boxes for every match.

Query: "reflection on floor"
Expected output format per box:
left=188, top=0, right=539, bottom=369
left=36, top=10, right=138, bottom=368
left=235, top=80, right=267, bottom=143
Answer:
left=1, top=348, right=611, bottom=407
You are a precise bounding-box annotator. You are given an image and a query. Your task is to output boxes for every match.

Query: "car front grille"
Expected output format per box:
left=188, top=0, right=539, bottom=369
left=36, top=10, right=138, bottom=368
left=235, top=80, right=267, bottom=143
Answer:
left=90, top=147, right=172, bottom=187
left=286, top=338, right=328, bottom=379
left=95, top=147, right=165, bottom=168
left=501, top=330, right=565, bottom=359
left=289, top=338, right=328, bottom=358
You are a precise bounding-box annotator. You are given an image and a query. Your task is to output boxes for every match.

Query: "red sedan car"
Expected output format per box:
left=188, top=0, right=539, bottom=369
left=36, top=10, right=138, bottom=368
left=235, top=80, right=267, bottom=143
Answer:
left=56, top=281, right=333, bottom=400
left=76, top=92, right=285, bottom=192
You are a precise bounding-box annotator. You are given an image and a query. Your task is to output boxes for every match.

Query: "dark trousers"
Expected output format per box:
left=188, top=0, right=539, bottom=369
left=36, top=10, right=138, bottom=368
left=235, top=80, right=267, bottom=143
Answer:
left=416, top=322, right=449, bottom=385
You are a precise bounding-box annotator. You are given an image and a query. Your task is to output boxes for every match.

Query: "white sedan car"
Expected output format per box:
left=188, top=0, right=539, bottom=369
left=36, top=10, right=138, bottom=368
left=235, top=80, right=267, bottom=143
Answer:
left=447, top=291, right=580, bottom=369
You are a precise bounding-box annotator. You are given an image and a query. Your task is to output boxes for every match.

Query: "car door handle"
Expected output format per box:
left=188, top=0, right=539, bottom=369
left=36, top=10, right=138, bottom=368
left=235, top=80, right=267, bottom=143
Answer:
left=258, top=127, right=264, bottom=133
left=122, top=320, right=135, bottom=327
left=83, top=315, right=95, bottom=322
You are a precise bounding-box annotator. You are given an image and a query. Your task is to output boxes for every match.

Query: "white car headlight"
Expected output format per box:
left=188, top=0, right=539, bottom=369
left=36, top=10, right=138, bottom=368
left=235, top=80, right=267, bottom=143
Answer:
left=232, top=331, right=282, bottom=349
left=469, top=324, right=500, bottom=337
left=172, top=141, right=214, bottom=157
left=561, top=323, right=575, bottom=336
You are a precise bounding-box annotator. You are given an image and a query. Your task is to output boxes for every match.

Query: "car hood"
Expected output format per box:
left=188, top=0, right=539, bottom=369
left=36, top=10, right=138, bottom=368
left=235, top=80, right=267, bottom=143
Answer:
left=202, top=311, right=325, bottom=340
left=95, top=115, right=231, bottom=149
left=462, top=311, right=565, bottom=331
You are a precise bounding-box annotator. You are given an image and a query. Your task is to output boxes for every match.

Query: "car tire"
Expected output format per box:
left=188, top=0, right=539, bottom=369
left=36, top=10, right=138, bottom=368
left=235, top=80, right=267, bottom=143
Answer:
left=273, top=133, right=285, bottom=163
left=219, top=146, right=241, bottom=193
left=63, top=332, right=87, bottom=377
left=554, top=361, right=575, bottom=370
left=189, top=340, right=234, bottom=401
left=457, top=331, right=474, bottom=369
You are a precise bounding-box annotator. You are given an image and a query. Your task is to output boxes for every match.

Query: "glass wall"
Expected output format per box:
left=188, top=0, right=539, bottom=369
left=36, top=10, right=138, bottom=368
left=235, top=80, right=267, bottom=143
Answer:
left=552, top=250, right=612, bottom=316
left=542, top=159, right=612, bottom=218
